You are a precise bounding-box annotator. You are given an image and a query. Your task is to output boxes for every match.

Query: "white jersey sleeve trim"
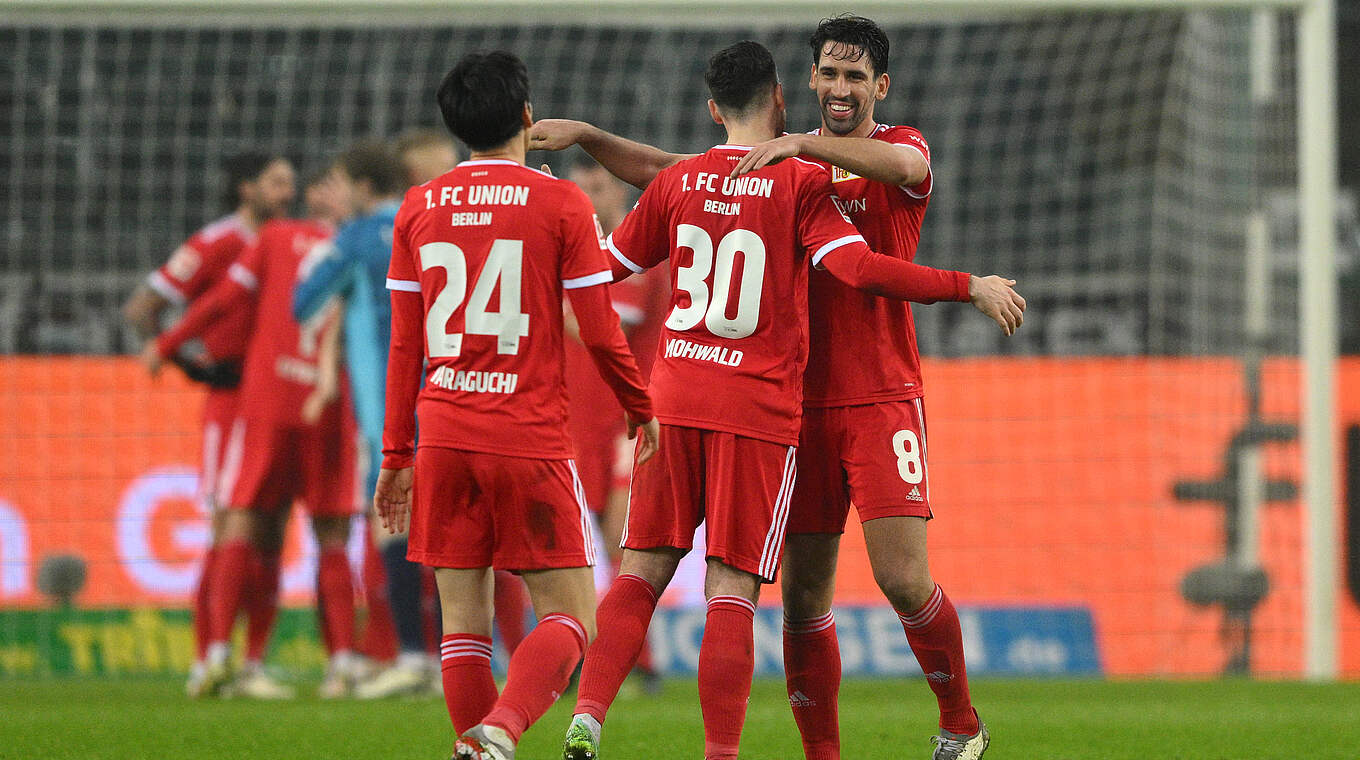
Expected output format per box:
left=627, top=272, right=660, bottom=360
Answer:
left=227, top=262, right=258, bottom=291
left=606, top=234, right=645, bottom=274
left=896, top=143, right=932, bottom=198
left=146, top=270, right=187, bottom=306
left=386, top=278, right=422, bottom=293
left=562, top=270, right=612, bottom=290
left=810, top=233, right=866, bottom=268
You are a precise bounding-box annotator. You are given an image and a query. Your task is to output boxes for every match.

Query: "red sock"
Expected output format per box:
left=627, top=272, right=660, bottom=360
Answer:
left=208, top=539, right=253, bottom=646
left=245, top=552, right=280, bottom=662
left=784, top=612, right=841, bottom=760
left=574, top=574, right=658, bottom=723
left=699, top=596, right=756, bottom=760
left=898, top=585, right=978, bottom=736
left=483, top=613, right=588, bottom=743
left=493, top=570, right=528, bottom=655
left=440, top=634, right=498, bottom=735
left=317, top=548, right=356, bottom=655
left=360, top=536, right=398, bottom=662
left=193, top=546, right=219, bottom=660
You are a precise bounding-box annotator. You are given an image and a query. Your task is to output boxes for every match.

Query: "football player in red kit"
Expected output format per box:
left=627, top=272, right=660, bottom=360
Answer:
left=373, top=51, right=658, bottom=760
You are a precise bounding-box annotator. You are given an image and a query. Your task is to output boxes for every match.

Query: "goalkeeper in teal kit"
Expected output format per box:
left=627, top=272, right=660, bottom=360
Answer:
left=293, top=141, right=429, bottom=694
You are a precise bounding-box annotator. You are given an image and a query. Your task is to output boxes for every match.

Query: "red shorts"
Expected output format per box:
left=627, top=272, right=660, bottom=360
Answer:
left=623, top=425, right=797, bottom=582
left=199, top=389, right=240, bottom=510
left=223, top=415, right=356, bottom=517
left=788, top=398, right=932, bottom=534
left=407, top=446, right=596, bottom=572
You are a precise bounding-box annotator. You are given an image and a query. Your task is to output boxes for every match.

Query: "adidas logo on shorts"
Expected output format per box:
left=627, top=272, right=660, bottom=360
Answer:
left=907, top=486, right=924, bottom=501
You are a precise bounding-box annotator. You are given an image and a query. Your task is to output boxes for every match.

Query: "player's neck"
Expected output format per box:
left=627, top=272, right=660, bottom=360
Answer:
left=468, top=133, right=527, bottom=167
left=235, top=204, right=261, bottom=230
left=723, top=125, right=777, bottom=147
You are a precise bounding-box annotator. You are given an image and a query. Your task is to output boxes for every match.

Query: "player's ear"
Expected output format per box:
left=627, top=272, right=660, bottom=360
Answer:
left=521, top=102, right=534, bottom=129
left=772, top=83, right=785, bottom=111
left=708, top=99, right=724, bottom=126
left=808, top=64, right=818, bottom=91
left=875, top=72, right=890, bottom=101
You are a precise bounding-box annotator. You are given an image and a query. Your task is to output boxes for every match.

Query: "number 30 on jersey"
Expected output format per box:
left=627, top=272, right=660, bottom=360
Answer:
left=419, top=240, right=530, bottom=357
left=667, top=224, right=767, bottom=340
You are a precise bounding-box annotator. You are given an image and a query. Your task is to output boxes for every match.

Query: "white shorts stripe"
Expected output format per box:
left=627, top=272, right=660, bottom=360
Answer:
left=214, top=418, right=247, bottom=508
left=913, top=397, right=931, bottom=502
left=757, top=446, right=798, bottom=580
left=567, top=461, right=596, bottom=566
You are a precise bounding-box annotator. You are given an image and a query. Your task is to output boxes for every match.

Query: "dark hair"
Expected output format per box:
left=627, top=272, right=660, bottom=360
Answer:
left=223, top=152, right=283, bottom=207
left=336, top=140, right=407, bottom=196
left=437, top=51, right=530, bottom=151
left=704, top=40, right=779, bottom=116
left=810, top=14, right=889, bottom=76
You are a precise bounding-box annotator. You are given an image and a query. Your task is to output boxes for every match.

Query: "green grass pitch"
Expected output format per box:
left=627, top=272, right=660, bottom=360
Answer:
left=2, top=677, right=1358, bottom=759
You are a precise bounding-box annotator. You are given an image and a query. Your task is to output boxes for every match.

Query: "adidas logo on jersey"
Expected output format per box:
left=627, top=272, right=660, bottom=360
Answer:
left=925, top=671, right=954, bottom=684
left=788, top=690, right=817, bottom=708
left=907, top=486, right=924, bottom=502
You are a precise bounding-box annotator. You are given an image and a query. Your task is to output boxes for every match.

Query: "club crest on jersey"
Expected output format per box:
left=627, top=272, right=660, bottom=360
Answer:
left=830, top=165, right=861, bottom=183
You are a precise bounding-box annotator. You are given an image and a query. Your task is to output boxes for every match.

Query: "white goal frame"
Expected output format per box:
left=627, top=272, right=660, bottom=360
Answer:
left=6, top=0, right=1341, bottom=679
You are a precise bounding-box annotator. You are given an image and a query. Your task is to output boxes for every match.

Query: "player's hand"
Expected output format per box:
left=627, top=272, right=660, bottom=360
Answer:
left=730, top=134, right=805, bottom=178
left=968, top=275, right=1027, bottom=336
left=139, top=341, right=164, bottom=377
left=628, top=416, right=661, bottom=466
left=528, top=119, right=592, bottom=152
left=373, top=466, right=414, bottom=535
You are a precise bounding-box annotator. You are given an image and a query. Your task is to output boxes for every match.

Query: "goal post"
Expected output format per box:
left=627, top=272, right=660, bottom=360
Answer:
left=0, top=0, right=1343, bottom=679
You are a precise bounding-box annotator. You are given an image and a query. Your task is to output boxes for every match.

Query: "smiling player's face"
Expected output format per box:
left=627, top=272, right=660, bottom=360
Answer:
left=809, top=42, right=888, bottom=137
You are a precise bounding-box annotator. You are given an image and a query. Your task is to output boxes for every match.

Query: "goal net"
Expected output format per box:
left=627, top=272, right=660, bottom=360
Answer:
left=0, top=2, right=1351, bottom=679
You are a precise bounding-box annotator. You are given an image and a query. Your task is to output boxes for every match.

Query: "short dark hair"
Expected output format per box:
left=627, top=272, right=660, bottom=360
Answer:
left=810, top=14, right=889, bottom=76
left=704, top=40, right=779, bottom=116
left=223, top=152, right=283, bottom=207
left=336, top=140, right=407, bottom=196
left=437, top=51, right=529, bottom=152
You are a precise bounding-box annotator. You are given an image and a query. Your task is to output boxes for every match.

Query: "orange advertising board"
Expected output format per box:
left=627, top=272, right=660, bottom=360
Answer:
left=1, top=356, right=1358, bottom=676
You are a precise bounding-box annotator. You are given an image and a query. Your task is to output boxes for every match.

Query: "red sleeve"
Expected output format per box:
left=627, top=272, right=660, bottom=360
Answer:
left=386, top=192, right=422, bottom=289
left=148, top=241, right=208, bottom=305
left=819, top=243, right=970, bottom=303
left=884, top=126, right=932, bottom=199
left=795, top=167, right=871, bottom=264
left=565, top=283, right=653, bottom=424
left=604, top=173, right=671, bottom=278
left=155, top=243, right=259, bottom=357
left=381, top=289, right=424, bottom=469
left=558, top=185, right=614, bottom=286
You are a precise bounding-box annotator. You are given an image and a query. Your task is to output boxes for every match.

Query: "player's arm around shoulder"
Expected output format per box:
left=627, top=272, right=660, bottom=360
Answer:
left=529, top=118, right=691, bottom=190
left=732, top=131, right=927, bottom=188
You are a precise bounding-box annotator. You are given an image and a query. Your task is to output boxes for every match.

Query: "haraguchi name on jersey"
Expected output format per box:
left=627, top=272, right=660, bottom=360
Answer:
left=663, top=337, right=743, bottom=367
left=423, top=184, right=530, bottom=210
left=429, top=366, right=519, bottom=394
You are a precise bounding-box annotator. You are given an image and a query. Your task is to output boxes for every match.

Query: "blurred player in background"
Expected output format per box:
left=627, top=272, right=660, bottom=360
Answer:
left=373, top=51, right=657, bottom=760
left=145, top=202, right=363, bottom=699
left=395, top=127, right=460, bottom=185
left=548, top=41, right=1019, bottom=760
left=562, top=156, right=667, bottom=693
left=123, top=152, right=296, bottom=700
left=536, top=16, right=1023, bottom=760
left=304, top=167, right=350, bottom=228
left=292, top=141, right=434, bottom=697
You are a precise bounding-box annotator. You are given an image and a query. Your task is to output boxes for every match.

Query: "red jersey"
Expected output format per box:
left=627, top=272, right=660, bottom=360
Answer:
left=802, top=124, right=935, bottom=406
left=607, top=145, right=871, bottom=446
left=158, top=219, right=338, bottom=427
left=384, top=159, right=650, bottom=462
left=148, top=214, right=255, bottom=362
